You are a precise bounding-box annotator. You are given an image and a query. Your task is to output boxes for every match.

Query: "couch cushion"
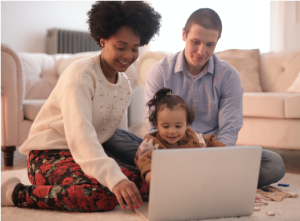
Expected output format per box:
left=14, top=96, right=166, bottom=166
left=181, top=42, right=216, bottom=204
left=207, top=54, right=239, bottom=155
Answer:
left=243, top=93, right=300, bottom=118
left=260, top=50, right=300, bottom=92
left=23, top=99, right=46, bottom=121
left=287, top=72, right=300, bottom=93
left=20, top=51, right=101, bottom=100
left=19, top=53, right=59, bottom=100
left=236, top=117, right=300, bottom=149
left=215, top=49, right=262, bottom=92
left=136, top=51, right=170, bottom=89
left=285, top=94, right=300, bottom=118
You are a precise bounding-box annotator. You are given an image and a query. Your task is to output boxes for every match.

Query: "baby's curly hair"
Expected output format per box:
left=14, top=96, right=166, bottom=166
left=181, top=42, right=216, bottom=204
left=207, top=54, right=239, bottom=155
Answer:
left=147, top=87, right=195, bottom=129
left=87, top=1, right=161, bottom=48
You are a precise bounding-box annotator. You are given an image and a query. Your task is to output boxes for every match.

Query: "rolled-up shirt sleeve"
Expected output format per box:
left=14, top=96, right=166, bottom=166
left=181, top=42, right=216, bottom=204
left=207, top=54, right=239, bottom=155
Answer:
left=217, top=68, right=244, bottom=146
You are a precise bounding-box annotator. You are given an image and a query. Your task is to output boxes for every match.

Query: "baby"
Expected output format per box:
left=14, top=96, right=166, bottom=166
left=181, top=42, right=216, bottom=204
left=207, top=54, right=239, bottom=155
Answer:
left=134, top=87, right=226, bottom=183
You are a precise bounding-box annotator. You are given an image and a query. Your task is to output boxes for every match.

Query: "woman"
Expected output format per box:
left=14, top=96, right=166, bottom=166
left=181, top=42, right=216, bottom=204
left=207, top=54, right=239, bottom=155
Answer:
left=1, top=1, right=161, bottom=212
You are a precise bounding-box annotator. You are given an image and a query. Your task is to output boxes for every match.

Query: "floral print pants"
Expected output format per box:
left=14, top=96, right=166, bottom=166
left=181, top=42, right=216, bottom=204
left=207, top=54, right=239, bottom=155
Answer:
left=12, top=150, right=149, bottom=212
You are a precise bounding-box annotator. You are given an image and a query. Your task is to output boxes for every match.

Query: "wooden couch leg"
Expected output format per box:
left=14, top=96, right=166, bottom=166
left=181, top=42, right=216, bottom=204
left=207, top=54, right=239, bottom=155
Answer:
left=1, top=146, right=16, bottom=166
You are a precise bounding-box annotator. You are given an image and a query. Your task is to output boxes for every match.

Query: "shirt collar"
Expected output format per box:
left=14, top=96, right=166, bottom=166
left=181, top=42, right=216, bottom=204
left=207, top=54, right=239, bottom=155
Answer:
left=174, top=50, right=215, bottom=75
left=174, top=50, right=186, bottom=74
left=207, top=54, right=214, bottom=75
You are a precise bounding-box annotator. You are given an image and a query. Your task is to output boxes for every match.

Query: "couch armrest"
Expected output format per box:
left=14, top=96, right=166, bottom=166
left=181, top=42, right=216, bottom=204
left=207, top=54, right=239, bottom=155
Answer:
left=1, top=43, right=25, bottom=146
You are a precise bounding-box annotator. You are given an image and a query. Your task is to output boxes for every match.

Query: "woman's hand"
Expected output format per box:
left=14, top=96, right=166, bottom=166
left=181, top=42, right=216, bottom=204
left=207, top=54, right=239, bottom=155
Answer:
left=112, top=179, right=143, bottom=210
left=145, top=171, right=151, bottom=184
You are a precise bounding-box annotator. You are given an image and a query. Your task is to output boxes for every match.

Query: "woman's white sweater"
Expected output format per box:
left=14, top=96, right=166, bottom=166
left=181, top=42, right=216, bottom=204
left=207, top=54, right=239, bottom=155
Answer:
left=20, top=54, right=132, bottom=192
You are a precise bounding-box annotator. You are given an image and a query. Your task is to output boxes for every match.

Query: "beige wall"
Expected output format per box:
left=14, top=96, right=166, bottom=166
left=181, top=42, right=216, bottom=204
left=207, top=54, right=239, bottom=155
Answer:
left=1, top=1, right=95, bottom=53
left=270, top=1, right=300, bottom=52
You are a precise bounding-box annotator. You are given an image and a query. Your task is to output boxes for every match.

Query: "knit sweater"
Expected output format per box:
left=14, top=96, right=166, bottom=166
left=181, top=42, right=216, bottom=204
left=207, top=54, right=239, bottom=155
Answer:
left=135, top=127, right=226, bottom=179
left=19, top=54, right=132, bottom=192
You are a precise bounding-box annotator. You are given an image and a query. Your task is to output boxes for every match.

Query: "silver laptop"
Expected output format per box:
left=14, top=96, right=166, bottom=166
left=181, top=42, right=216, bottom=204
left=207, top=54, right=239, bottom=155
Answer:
left=135, top=146, right=262, bottom=221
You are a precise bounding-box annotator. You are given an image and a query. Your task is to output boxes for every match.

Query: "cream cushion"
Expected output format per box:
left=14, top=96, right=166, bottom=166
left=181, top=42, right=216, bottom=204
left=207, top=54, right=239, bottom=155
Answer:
left=243, top=93, right=300, bottom=118
left=237, top=117, right=300, bottom=149
left=23, top=100, right=45, bottom=121
left=215, top=49, right=262, bottom=92
left=136, top=52, right=170, bottom=89
left=287, top=72, right=300, bottom=93
left=20, top=53, right=58, bottom=99
left=260, top=50, right=300, bottom=92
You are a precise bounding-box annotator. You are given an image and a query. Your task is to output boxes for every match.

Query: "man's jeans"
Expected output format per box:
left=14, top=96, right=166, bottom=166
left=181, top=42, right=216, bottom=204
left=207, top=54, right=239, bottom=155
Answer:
left=102, top=128, right=143, bottom=167
left=103, top=128, right=285, bottom=188
left=258, top=149, right=285, bottom=187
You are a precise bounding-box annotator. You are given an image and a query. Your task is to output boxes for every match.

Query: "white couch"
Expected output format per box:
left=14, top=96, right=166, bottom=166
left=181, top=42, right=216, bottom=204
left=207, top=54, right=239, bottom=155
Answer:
left=135, top=49, right=300, bottom=150
left=2, top=43, right=300, bottom=166
left=1, top=43, right=137, bottom=166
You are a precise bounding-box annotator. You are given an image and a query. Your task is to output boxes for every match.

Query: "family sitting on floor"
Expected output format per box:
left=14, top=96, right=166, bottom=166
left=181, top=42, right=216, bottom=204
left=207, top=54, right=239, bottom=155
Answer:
left=1, top=1, right=285, bottom=212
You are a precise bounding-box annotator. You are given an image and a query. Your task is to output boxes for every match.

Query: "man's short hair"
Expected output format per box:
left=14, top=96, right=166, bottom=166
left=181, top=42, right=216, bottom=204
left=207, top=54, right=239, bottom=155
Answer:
left=184, top=8, right=222, bottom=39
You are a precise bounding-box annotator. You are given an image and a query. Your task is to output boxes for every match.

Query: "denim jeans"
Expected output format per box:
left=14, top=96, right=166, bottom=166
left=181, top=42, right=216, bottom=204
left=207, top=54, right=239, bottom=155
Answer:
left=102, top=128, right=143, bottom=167
left=258, top=149, right=285, bottom=187
left=103, top=129, right=285, bottom=187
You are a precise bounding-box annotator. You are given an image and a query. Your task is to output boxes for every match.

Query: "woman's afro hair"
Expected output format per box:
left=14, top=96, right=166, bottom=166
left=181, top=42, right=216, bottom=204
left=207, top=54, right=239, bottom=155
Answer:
left=87, top=1, right=161, bottom=48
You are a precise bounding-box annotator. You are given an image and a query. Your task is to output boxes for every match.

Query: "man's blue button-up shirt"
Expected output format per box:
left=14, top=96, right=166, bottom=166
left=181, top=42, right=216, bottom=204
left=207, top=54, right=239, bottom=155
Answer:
left=145, top=50, right=243, bottom=146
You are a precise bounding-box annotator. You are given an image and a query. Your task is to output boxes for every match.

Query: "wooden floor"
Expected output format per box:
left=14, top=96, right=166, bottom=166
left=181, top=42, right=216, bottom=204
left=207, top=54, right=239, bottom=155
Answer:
left=2, top=146, right=300, bottom=174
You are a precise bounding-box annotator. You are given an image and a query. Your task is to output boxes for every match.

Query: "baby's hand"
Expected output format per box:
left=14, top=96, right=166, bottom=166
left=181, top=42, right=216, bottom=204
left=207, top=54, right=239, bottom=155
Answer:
left=145, top=171, right=151, bottom=184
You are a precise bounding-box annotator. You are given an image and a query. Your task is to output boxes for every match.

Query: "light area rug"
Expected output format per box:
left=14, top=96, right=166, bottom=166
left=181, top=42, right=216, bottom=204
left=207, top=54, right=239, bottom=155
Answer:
left=1, top=169, right=300, bottom=221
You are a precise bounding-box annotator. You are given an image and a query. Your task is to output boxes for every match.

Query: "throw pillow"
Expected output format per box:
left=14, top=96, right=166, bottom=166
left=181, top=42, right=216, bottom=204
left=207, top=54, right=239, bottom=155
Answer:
left=287, top=72, right=300, bottom=93
left=215, top=49, right=262, bottom=92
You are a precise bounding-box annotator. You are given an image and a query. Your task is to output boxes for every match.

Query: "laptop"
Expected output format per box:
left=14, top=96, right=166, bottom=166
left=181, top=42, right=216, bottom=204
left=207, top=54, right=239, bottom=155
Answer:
left=135, top=146, right=262, bottom=221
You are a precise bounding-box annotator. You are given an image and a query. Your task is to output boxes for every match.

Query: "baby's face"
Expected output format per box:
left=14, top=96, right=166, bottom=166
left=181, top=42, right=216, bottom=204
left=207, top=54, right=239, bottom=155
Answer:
left=155, top=107, right=188, bottom=145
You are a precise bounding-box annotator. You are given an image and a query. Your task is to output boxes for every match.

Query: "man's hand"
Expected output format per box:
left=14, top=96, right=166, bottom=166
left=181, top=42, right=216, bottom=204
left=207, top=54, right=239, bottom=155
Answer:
left=112, top=179, right=143, bottom=210
left=145, top=171, right=151, bottom=184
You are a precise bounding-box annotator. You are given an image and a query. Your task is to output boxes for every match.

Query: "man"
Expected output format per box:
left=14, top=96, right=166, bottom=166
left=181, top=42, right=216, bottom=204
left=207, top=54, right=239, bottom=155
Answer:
left=143, top=8, right=285, bottom=187
left=145, top=8, right=241, bottom=146
left=104, top=8, right=285, bottom=188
